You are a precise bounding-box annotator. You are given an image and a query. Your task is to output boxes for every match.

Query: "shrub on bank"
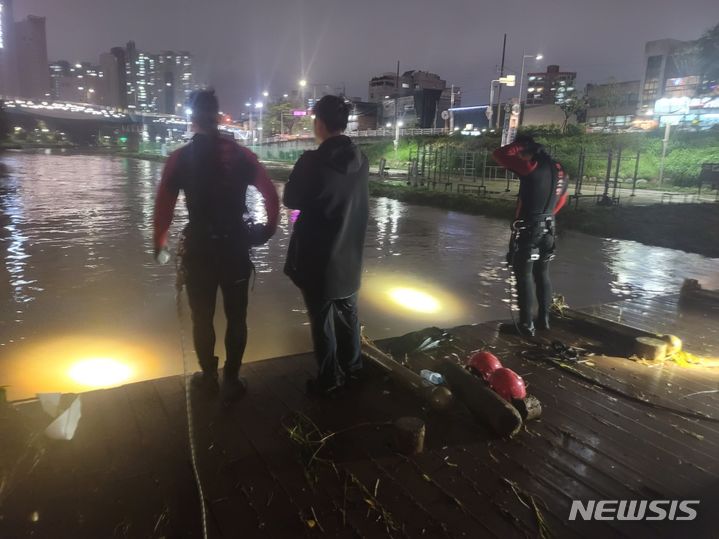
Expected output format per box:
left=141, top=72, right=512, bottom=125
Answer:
left=358, top=128, right=719, bottom=187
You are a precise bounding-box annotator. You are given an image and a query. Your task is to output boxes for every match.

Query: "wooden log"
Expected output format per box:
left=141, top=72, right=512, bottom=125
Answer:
left=361, top=339, right=454, bottom=411
left=513, top=395, right=542, bottom=421
left=559, top=308, right=653, bottom=341
left=679, top=279, right=719, bottom=310
left=394, top=417, right=426, bottom=455
left=659, top=334, right=682, bottom=356
left=634, top=336, right=668, bottom=361
left=436, top=360, right=523, bottom=438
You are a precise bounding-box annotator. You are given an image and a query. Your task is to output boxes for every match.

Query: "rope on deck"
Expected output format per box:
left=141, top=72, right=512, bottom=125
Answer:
left=176, top=286, right=210, bottom=539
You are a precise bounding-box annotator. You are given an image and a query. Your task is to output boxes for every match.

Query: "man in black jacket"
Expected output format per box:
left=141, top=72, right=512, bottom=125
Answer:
left=284, top=95, right=370, bottom=396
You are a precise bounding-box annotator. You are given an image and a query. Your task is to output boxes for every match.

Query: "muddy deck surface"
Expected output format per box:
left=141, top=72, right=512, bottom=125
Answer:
left=1, top=295, right=718, bottom=538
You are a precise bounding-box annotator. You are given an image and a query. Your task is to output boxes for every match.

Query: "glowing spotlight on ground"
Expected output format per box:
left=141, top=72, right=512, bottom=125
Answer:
left=388, top=287, right=442, bottom=314
left=69, top=358, right=133, bottom=388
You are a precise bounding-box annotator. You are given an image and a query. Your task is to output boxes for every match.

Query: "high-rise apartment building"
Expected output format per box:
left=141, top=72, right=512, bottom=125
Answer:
left=124, top=41, right=159, bottom=111
left=14, top=15, right=50, bottom=98
left=0, top=0, right=18, bottom=96
left=99, top=47, right=127, bottom=108
left=526, top=65, right=577, bottom=105
left=106, top=42, right=193, bottom=113
left=156, top=50, right=193, bottom=114
left=49, top=60, right=103, bottom=103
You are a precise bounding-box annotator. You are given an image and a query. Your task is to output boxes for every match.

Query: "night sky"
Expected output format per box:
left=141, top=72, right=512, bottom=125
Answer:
left=15, top=0, right=719, bottom=114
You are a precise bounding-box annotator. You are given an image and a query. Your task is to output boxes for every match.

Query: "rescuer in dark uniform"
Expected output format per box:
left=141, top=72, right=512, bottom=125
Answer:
left=493, top=135, right=568, bottom=338
left=153, top=89, right=279, bottom=402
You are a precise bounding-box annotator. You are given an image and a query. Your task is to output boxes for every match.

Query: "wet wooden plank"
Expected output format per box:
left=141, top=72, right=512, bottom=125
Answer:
left=3, top=294, right=719, bottom=537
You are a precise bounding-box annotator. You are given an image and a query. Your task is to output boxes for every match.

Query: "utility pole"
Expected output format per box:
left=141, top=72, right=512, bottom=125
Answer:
left=496, top=33, right=507, bottom=130
left=518, top=51, right=527, bottom=118
left=394, top=60, right=401, bottom=151
left=658, top=122, right=671, bottom=185
left=394, top=60, right=400, bottom=128
left=449, top=84, right=455, bottom=132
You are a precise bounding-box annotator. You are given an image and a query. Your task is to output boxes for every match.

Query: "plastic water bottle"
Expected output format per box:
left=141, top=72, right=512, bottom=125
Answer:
left=156, top=248, right=171, bottom=265
left=420, top=369, right=444, bottom=385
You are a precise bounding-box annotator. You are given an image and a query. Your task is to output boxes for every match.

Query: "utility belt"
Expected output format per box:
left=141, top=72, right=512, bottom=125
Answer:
left=183, top=222, right=249, bottom=242
left=508, top=214, right=555, bottom=264
left=512, top=213, right=555, bottom=233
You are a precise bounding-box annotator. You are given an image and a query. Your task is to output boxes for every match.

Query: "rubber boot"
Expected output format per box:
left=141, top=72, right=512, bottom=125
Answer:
left=517, top=322, right=536, bottom=339
left=536, top=311, right=551, bottom=332
left=221, top=368, right=247, bottom=405
left=190, top=356, right=219, bottom=396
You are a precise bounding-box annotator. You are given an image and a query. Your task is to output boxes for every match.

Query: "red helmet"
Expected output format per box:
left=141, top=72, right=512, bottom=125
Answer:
left=467, top=351, right=502, bottom=380
left=489, top=368, right=527, bottom=401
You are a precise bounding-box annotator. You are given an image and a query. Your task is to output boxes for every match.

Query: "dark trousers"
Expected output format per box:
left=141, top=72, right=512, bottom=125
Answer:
left=302, top=291, right=362, bottom=387
left=183, top=248, right=250, bottom=380
left=512, top=229, right=555, bottom=328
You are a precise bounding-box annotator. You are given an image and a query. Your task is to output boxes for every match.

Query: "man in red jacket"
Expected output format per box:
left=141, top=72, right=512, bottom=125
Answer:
left=153, top=89, right=279, bottom=402
left=493, top=135, right=568, bottom=338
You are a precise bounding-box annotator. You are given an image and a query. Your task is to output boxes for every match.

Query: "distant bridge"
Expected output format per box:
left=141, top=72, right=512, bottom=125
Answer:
left=1, top=97, right=207, bottom=146
left=2, top=96, right=450, bottom=148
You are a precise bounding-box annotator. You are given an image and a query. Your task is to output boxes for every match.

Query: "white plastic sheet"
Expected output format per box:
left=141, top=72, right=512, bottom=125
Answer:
left=39, top=394, right=83, bottom=440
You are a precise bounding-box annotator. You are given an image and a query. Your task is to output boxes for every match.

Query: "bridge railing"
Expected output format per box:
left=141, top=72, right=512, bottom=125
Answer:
left=351, top=127, right=449, bottom=137
left=262, top=127, right=449, bottom=144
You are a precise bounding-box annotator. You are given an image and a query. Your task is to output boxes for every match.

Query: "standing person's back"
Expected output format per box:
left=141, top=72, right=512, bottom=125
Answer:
left=284, top=95, right=369, bottom=396
left=284, top=134, right=369, bottom=298
left=153, top=89, right=279, bottom=403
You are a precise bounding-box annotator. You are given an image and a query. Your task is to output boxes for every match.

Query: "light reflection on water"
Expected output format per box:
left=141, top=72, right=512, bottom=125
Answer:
left=1, top=152, right=718, bottom=399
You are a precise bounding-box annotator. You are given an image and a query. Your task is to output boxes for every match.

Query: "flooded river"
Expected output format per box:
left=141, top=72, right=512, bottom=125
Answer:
left=1, top=151, right=718, bottom=400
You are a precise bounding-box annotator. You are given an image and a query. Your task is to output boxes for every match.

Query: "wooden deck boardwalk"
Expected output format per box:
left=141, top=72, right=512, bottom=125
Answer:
left=1, top=294, right=718, bottom=538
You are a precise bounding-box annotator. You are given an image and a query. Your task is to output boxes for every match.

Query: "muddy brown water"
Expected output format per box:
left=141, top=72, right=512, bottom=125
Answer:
left=1, top=151, right=718, bottom=399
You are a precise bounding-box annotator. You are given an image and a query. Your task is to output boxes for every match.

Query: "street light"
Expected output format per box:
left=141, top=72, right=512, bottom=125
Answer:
left=185, top=107, right=192, bottom=135
left=298, top=79, right=341, bottom=106
left=262, top=90, right=269, bottom=98
left=394, top=120, right=404, bottom=151
left=255, top=101, right=264, bottom=145
left=298, top=79, right=309, bottom=109
left=244, top=102, right=254, bottom=140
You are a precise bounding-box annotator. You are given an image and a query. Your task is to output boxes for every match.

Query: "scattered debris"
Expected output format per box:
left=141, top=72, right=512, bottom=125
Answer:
left=681, top=389, right=719, bottom=399
left=504, top=479, right=552, bottom=539
left=672, top=425, right=705, bottom=441
left=310, top=506, right=324, bottom=533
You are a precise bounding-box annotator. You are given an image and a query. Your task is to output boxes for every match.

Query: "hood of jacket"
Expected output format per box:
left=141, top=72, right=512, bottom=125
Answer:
left=317, top=135, right=363, bottom=174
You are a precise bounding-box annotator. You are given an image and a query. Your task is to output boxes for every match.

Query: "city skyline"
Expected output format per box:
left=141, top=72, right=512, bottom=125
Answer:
left=11, top=0, right=719, bottom=114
